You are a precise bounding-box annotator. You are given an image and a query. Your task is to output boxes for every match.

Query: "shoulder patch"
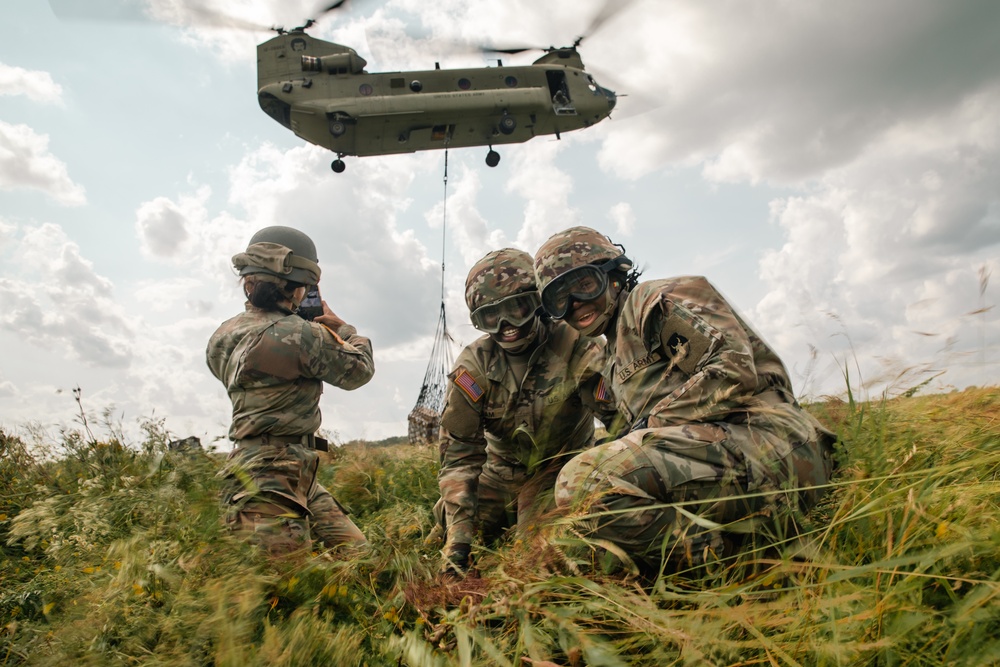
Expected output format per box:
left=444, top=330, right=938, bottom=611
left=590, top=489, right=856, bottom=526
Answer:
left=453, top=368, right=485, bottom=403
left=661, top=310, right=711, bottom=375
left=595, top=376, right=613, bottom=403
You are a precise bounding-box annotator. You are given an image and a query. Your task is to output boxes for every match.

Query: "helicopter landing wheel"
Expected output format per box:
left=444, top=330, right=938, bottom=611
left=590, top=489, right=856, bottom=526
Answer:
left=498, top=114, right=516, bottom=135
left=329, top=119, right=347, bottom=137
left=485, top=149, right=501, bottom=167
left=331, top=158, right=346, bottom=173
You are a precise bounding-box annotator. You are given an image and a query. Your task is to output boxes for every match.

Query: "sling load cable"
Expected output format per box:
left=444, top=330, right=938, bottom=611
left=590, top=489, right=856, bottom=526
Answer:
left=407, top=149, right=456, bottom=445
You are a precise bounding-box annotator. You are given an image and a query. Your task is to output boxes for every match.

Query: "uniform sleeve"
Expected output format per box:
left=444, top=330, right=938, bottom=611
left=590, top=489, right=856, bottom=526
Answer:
left=573, top=339, right=624, bottom=436
left=436, top=354, right=489, bottom=548
left=299, top=320, right=375, bottom=391
left=648, top=286, right=758, bottom=426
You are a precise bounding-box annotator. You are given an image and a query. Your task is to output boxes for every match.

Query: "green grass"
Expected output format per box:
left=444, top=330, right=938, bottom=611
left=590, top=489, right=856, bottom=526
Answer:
left=2, top=386, right=999, bottom=666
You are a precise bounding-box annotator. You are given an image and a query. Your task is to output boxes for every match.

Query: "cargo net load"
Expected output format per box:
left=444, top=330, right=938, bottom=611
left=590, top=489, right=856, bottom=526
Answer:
left=407, top=301, right=454, bottom=445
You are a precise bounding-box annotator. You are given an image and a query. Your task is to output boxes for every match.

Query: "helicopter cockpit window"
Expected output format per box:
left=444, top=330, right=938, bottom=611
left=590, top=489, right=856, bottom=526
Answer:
left=458, top=78, right=472, bottom=90
left=505, top=76, right=518, bottom=88
left=587, top=75, right=599, bottom=94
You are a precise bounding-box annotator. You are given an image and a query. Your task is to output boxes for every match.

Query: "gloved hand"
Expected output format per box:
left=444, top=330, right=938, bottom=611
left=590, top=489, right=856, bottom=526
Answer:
left=440, top=542, right=471, bottom=578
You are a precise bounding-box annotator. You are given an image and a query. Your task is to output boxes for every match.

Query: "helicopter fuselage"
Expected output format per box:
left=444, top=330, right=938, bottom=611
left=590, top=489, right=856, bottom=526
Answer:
left=257, top=31, right=616, bottom=164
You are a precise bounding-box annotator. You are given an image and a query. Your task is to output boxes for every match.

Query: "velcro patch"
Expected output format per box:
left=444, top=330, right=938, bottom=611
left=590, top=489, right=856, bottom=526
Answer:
left=453, top=369, right=485, bottom=403
left=595, top=376, right=613, bottom=403
left=661, top=310, right=711, bottom=375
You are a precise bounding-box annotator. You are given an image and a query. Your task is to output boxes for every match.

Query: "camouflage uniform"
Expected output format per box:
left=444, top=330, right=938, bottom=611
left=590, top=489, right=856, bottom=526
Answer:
left=438, top=320, right=614, bottom=552
left=207, top=227, right=375, bottom=556
left=535, top=227, right=834, bottom=570
left=436, top=249, right=617, bottom=567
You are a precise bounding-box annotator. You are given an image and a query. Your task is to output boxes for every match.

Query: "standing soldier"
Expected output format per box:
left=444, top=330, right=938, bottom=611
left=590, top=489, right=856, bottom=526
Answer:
left=435, top=248, right=618, bottom=576
left=207, top=226, right=375, bottom=556
left=533, top=226, right=835, bottom=572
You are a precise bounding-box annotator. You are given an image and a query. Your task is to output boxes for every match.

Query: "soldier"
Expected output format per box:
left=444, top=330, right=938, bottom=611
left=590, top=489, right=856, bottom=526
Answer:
left=207, top=226, right=375, bottom=556
left=435, top=248, right=618, bottom=576
left=534, top=226, right=834, bottom=572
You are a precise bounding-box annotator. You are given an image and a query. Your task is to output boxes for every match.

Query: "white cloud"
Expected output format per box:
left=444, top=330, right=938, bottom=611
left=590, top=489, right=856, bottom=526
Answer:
left=596, top=0, right=1000, bottom=185
left=608, top=202, right=635, bottom=237
left=0, top=121, right=86, bottom=205
left=0, top=223, right=133, bottom=368
left=508, top=141, right=582, bottom=253
left=135, top=187, right=209, bottom=259
left=0, top=63, right=63, bottom=104
left=0, top=218, right=14, bottom=252
left=755, top=88, right=1000, bottom=397
left=427, top=164, right=505, bottom=268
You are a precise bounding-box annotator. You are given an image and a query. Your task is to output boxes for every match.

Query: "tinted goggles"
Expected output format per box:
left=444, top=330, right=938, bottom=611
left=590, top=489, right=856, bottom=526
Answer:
left=470, top=291, right=541, bottom=333
left=540, top=258, right=619, bottom=319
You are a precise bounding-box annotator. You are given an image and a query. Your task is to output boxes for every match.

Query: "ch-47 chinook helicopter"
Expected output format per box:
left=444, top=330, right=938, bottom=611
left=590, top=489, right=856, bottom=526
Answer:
left=258, top=2, right=624, bottom=173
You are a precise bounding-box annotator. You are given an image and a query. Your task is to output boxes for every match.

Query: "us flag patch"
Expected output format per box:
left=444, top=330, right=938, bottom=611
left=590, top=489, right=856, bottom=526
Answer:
left=454, top=369, right=484, bottom=403
left=595, top=376, right=612, bottom=402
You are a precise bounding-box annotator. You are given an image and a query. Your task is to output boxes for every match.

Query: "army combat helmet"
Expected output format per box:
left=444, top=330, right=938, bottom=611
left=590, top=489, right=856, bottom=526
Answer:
left=465, top=248, right=542, bottom=350
left=232, top=225, right=321, bottom=286
left=534, top=226, right=632, bottom=335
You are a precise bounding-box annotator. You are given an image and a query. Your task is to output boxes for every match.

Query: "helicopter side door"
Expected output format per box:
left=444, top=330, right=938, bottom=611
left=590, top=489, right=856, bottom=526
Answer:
left=546, top=71, right=576, bottom=116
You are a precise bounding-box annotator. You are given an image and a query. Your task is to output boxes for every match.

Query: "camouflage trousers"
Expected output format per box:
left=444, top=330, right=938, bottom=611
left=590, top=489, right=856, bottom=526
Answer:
left=554, top=405, right=833, bottom=571
left=434, top=451, right=569, bottom=553
left=220, top=441, right=367, bottom=556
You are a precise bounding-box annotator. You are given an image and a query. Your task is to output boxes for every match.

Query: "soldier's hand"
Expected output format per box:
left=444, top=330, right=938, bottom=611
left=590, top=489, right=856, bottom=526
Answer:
left=314, top=300, right=346, bottom=331
left=440, top=542, right=471, bottom=579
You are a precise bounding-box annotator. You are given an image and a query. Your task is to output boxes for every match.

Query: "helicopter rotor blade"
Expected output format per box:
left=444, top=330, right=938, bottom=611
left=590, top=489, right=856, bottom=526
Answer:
left=316, top=0, right=350, bottom=16
left=479, top=0, right=639, bottom=57
left=48, top=0, right=274, bottom=32
left=573, top=0, right=639, bottom=48
left=480, top=45, right=540, bottom=55
left=170, top=4, right=273, bottom=32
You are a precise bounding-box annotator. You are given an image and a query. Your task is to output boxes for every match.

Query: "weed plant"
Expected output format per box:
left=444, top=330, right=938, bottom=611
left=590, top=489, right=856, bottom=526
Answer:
left=2, top=386, right=999, bottom=666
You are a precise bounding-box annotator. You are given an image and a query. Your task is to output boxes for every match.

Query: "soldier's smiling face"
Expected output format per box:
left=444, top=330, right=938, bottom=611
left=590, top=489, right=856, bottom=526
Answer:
left=567, top=291, right=606, bottom=332
left=492, top=319, right=533, bottom=344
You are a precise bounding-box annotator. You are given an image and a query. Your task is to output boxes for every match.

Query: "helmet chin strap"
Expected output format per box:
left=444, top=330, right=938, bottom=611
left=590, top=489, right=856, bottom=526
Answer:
left=494, top=317, right=540, bottom=354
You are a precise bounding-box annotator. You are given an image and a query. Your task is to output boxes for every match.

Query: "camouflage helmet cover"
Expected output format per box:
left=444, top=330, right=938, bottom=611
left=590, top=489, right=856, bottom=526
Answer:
left=533, top=226, right=630, bottom=293
left=465, top=248, right=537, bottom=312
left=232, top=225, right=321, bottom=285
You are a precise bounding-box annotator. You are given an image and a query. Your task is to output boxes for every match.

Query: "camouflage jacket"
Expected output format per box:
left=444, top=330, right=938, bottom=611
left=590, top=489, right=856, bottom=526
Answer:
left=607, top=277, right=811, bottom=429
left=206, top=303, right=375, bottom=440
left=438, top=318, right=616, bottom=546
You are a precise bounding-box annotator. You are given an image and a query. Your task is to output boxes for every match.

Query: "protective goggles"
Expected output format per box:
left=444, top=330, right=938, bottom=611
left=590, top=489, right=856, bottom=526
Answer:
left=540, top=257, right=620, bottom=320
left=470, top=291, right=541, bottom=333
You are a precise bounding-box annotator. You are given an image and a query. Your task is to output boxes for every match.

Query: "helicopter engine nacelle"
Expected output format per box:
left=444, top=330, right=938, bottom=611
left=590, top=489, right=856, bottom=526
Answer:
left=302, top=53, right=368, bottom=75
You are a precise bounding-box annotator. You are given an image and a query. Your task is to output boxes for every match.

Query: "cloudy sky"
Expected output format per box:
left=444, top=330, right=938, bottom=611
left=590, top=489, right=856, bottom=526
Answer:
left=1, top=0, right=997, bottom=447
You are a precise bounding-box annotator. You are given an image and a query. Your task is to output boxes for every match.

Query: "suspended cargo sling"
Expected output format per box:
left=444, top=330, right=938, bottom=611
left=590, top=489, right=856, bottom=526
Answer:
left=407, top=150, right=455, bottom=445
left=408, top=301, right=453, bottom=444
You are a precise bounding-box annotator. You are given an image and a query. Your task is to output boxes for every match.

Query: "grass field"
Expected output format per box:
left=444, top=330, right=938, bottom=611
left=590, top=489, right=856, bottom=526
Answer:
left=2, top=385, right=998, bottom=666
